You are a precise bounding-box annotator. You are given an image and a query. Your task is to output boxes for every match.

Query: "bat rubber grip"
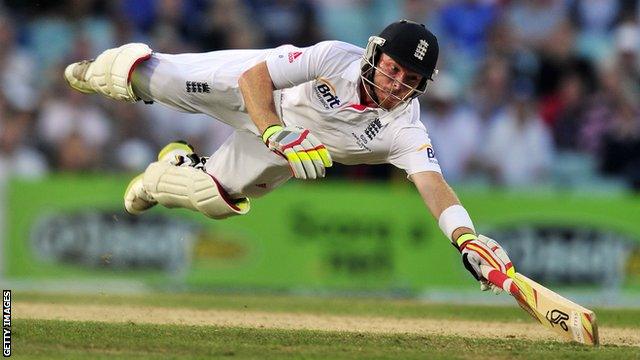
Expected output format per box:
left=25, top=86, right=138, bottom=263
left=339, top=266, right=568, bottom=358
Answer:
left=480, top=265, right=520, bottom=296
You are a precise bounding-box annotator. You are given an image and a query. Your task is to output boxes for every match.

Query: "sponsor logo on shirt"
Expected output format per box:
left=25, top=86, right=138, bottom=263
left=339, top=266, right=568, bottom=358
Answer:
left=417, top=143, right=438, bottom=164
left=313, top=78, right=341, bottom=109
left=288, top=51, right=303, bottom=63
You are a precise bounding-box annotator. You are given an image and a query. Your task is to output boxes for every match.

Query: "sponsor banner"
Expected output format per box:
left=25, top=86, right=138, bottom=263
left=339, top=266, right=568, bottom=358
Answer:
left=31, top=212, right=198, bottom=274
left=486, top=225, right=633, bottom=286
left=5, top=176, right=640, bottom=291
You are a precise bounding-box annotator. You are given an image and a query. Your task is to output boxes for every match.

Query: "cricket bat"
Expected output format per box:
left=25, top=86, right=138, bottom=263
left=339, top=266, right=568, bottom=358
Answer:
left=481, top=265, right=599, bottom=346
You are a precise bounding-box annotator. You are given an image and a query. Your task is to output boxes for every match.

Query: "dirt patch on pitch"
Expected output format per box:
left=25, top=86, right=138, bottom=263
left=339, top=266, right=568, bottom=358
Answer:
left=14, top=302, right=639, bottom=347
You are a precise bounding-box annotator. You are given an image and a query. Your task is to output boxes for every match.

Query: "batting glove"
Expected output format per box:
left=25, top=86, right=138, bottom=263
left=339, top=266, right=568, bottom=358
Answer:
left=455, top=234, right=515, bottom=294
left=262, top=125, right=332, bottom=180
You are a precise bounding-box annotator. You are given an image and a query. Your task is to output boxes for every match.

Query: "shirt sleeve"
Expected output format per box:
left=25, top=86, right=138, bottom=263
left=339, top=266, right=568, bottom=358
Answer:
left=265, top=41, right=352, bottom=89
left=387, top=103, right=442, bottom=176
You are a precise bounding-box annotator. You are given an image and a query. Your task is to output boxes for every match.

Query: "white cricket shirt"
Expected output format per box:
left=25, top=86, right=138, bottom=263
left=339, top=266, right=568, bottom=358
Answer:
left=265, top=41, right=441, bottom=176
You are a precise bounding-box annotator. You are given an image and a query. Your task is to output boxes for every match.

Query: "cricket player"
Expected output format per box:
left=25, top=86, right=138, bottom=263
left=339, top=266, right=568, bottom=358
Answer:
left=64, top=20, right=514, bottom=292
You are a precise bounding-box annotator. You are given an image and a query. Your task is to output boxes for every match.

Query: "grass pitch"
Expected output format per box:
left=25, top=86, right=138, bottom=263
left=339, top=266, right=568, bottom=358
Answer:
left=12, top=292, right=640, bottom=359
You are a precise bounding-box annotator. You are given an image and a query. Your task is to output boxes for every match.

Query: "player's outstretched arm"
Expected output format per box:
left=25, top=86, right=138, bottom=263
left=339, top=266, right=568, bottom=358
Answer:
left=410, top=171, right=514, bottom=293
left=239, top=62, right=332, bottom=180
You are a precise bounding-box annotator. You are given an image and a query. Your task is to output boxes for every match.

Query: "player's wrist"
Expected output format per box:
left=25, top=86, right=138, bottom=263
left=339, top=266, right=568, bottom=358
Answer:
left=261, top=124, right=283, bottom=143
left=438, top=204, right=475, bottom=242
left=454, top=233, right=477, bottom=251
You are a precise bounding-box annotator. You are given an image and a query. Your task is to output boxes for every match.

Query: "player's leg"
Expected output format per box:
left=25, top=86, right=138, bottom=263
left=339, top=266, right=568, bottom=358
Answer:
left=124, top=130, right=291, bottom=219
left=205, top=130, right=292, bottom=199
left=64, top=43, right=153, bottom=103
left=125, top=139, right=250, bottom=219
left=64, top=44, right=259, bottom=132
left=124, top=140, right=197, bottom=214
left=64, top=43, right=212, bottom=116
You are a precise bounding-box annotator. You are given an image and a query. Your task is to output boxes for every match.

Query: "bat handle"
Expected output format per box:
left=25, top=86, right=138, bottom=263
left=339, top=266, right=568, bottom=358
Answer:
left=480, top=265, right=520, bottom=297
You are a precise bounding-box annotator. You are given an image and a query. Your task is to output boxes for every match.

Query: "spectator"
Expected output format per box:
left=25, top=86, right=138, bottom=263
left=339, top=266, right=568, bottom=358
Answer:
left=569, top=0, right=622, bottom=33
left=195, top=0, right=263, bottom=50
left=578, top=56, right=629, bottom=155
left=438, top=0, right=499, bottom=57
left=612, top=20, right=640, bottom=100
left=468, top=55, right=511, bottom=125
left=569, top=0, right=624, bottom=61
left=55, top=131, right=101, bottom=171
left=36, top=84, right=112, bottom=170
left=420, top=72, right=481, bottom=183
left=436, top=0, right=501, bottom=86
left=534, top=21, right=596, bottom=102
left=26, top=0, right=115, bottom=86
left=107, top=102, right=155, bottom=172
left=313, top=0, right=400, bottom=47
left=0, top=107, right=48, bottom=179
left=0, top=13, right=39, bottom=111
left=246, top=0, right=323, bottom=47
left=507, top=0, right=568, bottom=50
left=481, top=81, right=555, bottom=187
left=485, top=19, right=539, bottom=83
left=401, top=0, right=440, bottom=25
left=598, top=98, right=640, bottom=190
left=549, top=73, right=589, bottom=151
left=551, top=20, right=640, bottom=157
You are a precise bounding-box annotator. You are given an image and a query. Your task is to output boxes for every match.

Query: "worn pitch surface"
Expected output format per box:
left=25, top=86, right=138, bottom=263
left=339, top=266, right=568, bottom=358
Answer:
left=15, top=302, right=640, bottom=347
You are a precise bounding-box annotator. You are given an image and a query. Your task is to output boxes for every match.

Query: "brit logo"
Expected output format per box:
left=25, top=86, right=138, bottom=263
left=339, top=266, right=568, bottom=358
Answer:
left=417, top=143, right=438, bottom=164
left=186, top=81, right=210, bottom=93
left=314, top=79, right=341, bottom=109
left=288, top=51, right=302, bottom=63
left=414, top=39, right=429, bottom=60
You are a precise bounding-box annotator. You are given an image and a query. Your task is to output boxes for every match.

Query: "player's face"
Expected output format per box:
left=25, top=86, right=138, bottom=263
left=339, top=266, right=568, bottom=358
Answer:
left=372, top=53, right=423, bottom=110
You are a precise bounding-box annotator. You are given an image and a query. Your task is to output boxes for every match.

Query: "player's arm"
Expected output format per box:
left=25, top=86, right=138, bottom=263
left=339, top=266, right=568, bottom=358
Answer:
left=417, top=170, right=597, bottom=344
left=410, top=171, right=471, bottom=240
left=238, top=61, right=281, bottom=134
left=410, top=171, right=515, bottom=292
left=238, top=61, right=332, bottom=180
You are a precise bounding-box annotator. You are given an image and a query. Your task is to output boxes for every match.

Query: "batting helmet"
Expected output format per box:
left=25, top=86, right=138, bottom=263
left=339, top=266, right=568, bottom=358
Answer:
left=361, top=20, right=439, bottom=109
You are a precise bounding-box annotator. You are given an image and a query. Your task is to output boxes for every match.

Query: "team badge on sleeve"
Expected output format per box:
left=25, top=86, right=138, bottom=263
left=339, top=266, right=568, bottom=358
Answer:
left=288, top=51, right=303, bottom=63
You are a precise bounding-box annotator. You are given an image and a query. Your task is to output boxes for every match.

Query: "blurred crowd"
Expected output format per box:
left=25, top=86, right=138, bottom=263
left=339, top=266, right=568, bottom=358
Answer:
left=1, top=0, right=640, bottom=191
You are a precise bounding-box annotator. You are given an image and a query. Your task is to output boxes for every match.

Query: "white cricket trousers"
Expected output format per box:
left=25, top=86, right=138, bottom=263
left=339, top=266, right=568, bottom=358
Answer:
left=131, top=51, right=292, bottom=198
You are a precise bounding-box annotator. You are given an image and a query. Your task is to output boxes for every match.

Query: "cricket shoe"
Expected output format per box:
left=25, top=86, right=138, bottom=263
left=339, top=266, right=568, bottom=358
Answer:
left=64, top=60, right=96, bottom=94
left=124, top=141, right=195, bottom=215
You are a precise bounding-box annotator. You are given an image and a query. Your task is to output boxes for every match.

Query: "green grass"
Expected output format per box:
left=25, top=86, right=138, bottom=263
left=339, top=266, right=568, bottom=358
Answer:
left=14, top=319, right=638, bottom=360
left=12, top=292, right=640, bottom=359
left=15, top=291, right=640, bottom=328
